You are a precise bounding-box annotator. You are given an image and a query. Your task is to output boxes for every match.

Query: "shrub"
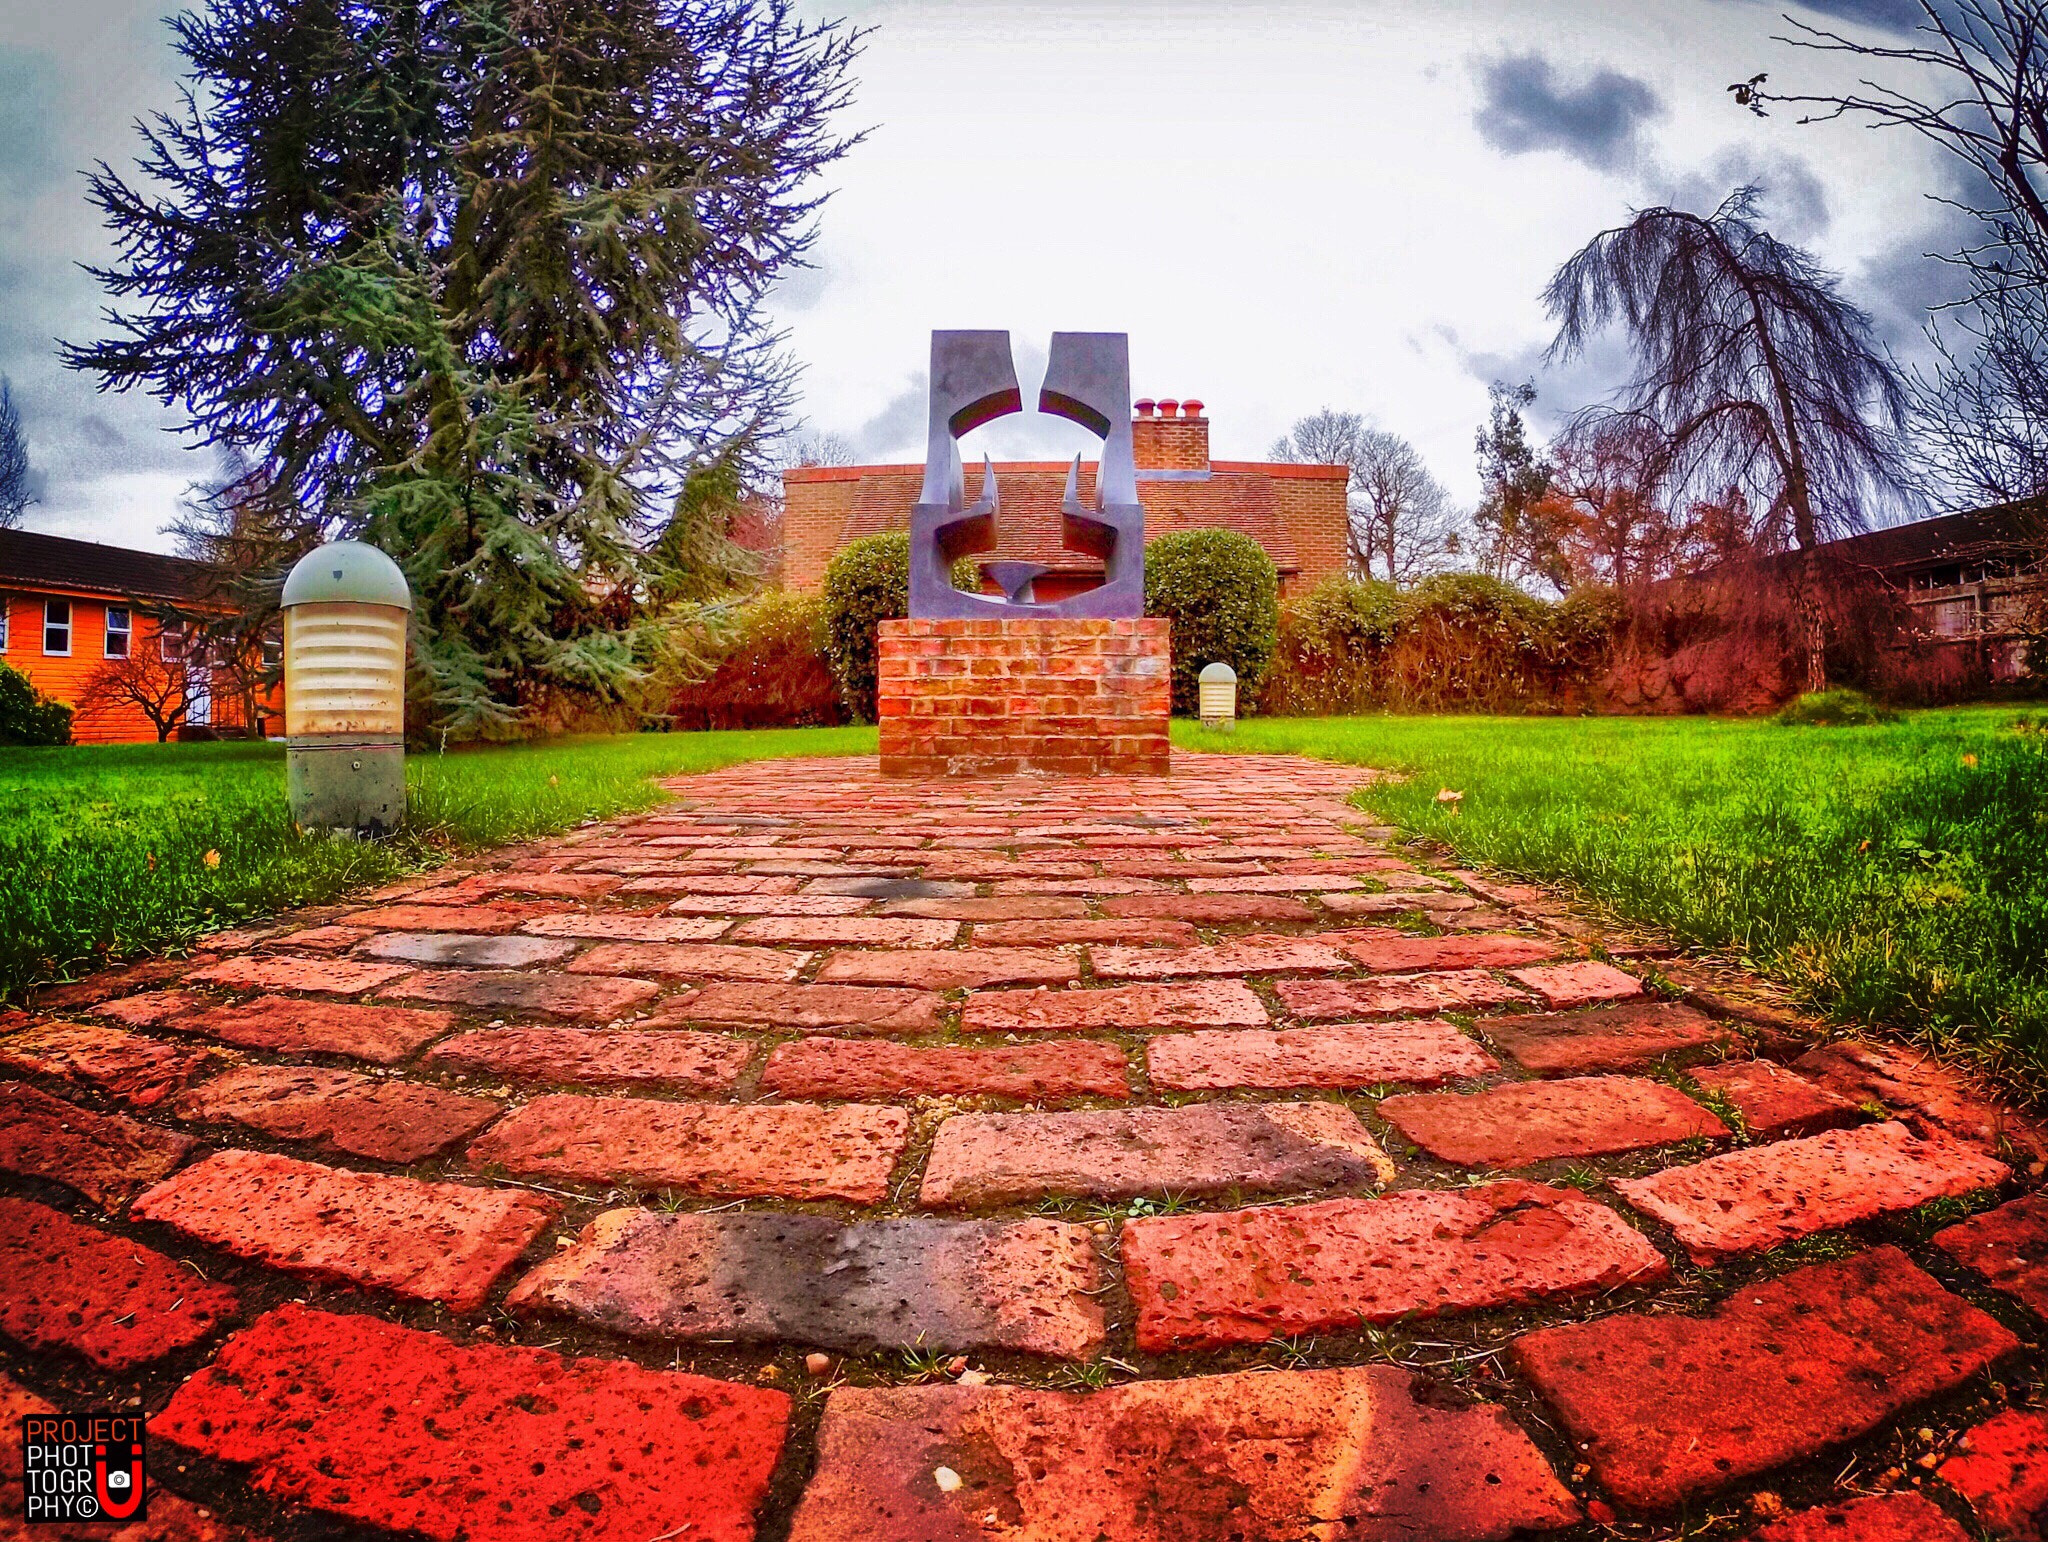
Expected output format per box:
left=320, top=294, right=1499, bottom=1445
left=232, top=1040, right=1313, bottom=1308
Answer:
left=667, top=592, right=845, bottom=730
left=1385, top=573, right=1551, bottom=710
left=1144, top=529, right=1280, bottom=715
left=820, top=533, right=978, bottom=722
left=0, top=663, right=72, bottom=746
left=1265, top=577, right=1401, bottom=716
left=1774, top=688, right=1901, bottom=727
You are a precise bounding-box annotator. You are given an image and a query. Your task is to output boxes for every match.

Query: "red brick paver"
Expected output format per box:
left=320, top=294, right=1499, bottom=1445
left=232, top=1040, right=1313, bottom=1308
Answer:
left=1124, top=1182, right=1668, bottom=1350
left=813, top=946, right=1080, bottom=988
left=510, top=1210, right=1104, bottom=1358
left=174, top=1064, right=501, bottom=1162
left=1279, top=970, right=1533, bottom=1019
left=1690, top=1057, right=1863, bottom=1136
left=151, top=1303, right=788, bottom=1542
left=0, top=1081, right=195, bottom=1208
left=1380, top=1075, right=1727, bottom=1168
left=427, top=1026, right=754, bottom=1092
left=1752, top=1494, right=1971, bottom=1541
left=380, top=968, right=661, bottom=1018
left=0, top=1196, right=238, bottom=1369
left=1936, top=1193, right=2048, bottom=1319
left=762, top=1037, right=1129, bottom=1102
left=184, top=954, right=411, bottom=996
left=1511, top=1247, right=2016, bottom=1510
left=786, top=1367, right=1580, bottom=1542
left=1146, top=1020, right=1497, bottom=1090
left=133, top=1149, right=554, bottom=1311
left=168, top=996, right=456, bottom=1063
left=1938, top=1407, right=2048, bottom=1540
left=1484, top=1000, right=1729, bottom=1075
left=962, top=980, right=1268, bottom=1032
left=1509, top=958, right=1645, bottom=1007
left=0, top=1020, right=219, bottom=1108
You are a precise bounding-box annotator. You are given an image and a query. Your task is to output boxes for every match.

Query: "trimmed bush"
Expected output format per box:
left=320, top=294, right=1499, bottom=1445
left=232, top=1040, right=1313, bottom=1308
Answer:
left=1265, top=577, right=1401, bottom=716
left=0, top=662, right=72, bottom=746
left=668, top=592, right=846, bottom=730
left=1774, top=688, right=1901, bottom=727
left=1386, top=573, right=1551, bottom=710
left=820, top=533, right=978, bottom=722
left=1144, top=529, right=1280, bottom=715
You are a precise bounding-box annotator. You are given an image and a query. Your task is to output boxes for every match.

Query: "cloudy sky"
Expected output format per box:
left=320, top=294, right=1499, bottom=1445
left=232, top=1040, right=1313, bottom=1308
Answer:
left=1, top=0, right=1960, bottom=553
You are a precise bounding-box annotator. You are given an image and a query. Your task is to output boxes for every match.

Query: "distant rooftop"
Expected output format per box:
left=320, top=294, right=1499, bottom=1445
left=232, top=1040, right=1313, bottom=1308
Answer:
left=0, top=527, right=214, bottom=604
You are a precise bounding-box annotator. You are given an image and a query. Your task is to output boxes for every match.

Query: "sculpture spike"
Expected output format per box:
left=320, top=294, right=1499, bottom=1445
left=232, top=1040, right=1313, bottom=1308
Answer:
left=1062, top=452, right=1083, bottom=511
left=980, top=454, right=1001, bottom=513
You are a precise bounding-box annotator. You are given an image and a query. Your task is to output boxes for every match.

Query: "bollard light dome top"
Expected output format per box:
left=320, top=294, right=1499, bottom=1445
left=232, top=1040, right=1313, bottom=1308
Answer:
left=282, top=540, right=412, bottom=611
left=1198, top=661, right=1238, bottom=683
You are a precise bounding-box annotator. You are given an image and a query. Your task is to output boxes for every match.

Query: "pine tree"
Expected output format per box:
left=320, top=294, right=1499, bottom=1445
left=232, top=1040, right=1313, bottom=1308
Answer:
left=68, top=0, right=863, bottom=736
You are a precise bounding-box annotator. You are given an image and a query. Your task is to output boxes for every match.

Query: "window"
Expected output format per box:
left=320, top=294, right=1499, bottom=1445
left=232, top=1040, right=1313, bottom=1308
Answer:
left=159, top=623, right=183, bottom=662
left=0, top=600, right=9, bottom=652
left=43, top=600, right=70, bottom=656
left=104, top=606, right=131, bottom=659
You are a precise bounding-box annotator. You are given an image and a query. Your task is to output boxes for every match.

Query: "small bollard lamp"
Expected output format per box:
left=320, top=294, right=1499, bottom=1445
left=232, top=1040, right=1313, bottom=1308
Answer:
left=281, top=541, right=411, bottom=837
left=1198, top=661, right=1238, bottom=731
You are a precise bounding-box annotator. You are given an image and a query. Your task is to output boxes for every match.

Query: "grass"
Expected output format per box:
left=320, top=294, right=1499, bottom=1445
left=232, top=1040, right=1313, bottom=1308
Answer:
left=1179, top=706, right=2048, bottom=1098
left=0, top=726, right=876, bottom=1002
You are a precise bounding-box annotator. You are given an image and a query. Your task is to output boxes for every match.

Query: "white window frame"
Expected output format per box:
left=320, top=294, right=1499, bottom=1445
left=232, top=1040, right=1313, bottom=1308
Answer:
left=104, top=605, right=132, bottom=659
left=0, top=599, right=9, bottom=653
left=42, top=599, right=71, bottom=657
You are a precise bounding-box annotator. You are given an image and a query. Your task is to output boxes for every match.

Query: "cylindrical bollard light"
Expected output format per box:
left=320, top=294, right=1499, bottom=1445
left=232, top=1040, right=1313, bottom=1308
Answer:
left=1198, top=661, right=1238, bottom=731
left=281, top=541, right=411, bottom=837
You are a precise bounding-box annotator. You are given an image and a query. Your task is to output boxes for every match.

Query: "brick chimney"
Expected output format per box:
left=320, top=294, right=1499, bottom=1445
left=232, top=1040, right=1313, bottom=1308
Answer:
left=1132, top=396, right=1210, bottom=473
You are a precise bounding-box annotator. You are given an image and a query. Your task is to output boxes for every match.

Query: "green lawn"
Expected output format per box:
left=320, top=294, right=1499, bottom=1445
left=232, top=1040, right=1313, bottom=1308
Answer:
left=1180, top=706, right=2048, bottom=1098
left=0, top=727, right=876, bottom=1001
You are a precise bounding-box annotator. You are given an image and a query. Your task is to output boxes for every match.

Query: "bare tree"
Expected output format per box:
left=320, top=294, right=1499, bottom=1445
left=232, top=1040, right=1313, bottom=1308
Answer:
left=0, top=378, right=31, bottom=530
left=74, top=630, right=197, bottom=742
left=1546, top=187, right=1917, bottom=688
left=1544, top=414, right=1678, bottom=587
left=1733, top=4, right=2048, bottom=503
left=782, top=429, right=858, bottom=471
left=1271, top=410, right=1461, bottom=584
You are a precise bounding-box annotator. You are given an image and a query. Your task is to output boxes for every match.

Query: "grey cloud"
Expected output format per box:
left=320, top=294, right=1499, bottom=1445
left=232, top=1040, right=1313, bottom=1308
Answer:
left=1472, top=53, right=1664, bottom=173
left=1660, top=148, right=1831, bottom=244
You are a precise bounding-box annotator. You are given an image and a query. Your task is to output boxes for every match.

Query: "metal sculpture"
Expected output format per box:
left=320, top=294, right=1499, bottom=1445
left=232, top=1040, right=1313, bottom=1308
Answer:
left=908, top=330, right=1143, bottom=619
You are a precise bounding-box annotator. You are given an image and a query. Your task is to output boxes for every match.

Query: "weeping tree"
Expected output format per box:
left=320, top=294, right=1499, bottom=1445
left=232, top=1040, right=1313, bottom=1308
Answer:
left=66, top=0, right=863, bottom=738
left=0, top=379, right=30, bottom=530
left=1545, top=187, right=1916, bottom=690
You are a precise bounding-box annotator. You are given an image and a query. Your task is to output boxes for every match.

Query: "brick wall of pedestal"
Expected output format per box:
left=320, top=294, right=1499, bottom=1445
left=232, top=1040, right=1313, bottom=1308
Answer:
left=877, top=618, right=1172, bottom=777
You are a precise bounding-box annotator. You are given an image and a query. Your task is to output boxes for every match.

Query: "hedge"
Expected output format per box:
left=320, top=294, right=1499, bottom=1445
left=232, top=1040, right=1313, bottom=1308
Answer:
left=0, top=662, right=72, bottom=746
left=820, top=533, right=977, bottom=722
left=667, top=591, right=846, bottom=731
left=1143, top=529, right=1280, bottom=715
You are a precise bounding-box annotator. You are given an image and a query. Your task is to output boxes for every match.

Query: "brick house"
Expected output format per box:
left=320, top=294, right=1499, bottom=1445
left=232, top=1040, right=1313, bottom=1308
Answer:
left=0, top=528, right=270, bottom=743
left=780, top=398, right=1351, bottom=601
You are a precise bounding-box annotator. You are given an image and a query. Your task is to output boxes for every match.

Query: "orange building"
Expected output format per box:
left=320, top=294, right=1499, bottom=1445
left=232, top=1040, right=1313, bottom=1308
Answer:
left=0, top=528, right=270, bottom=744
left=781, top=398, right=1351, bottom=602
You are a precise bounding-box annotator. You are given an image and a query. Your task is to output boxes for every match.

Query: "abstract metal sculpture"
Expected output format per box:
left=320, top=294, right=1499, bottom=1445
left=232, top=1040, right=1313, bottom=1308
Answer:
left=908, top=330, right=1144, bottom=619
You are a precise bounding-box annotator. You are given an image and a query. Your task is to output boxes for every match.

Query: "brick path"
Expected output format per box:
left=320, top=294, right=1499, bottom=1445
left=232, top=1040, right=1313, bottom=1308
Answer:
left=3, top=750, right=2047, bottom=1539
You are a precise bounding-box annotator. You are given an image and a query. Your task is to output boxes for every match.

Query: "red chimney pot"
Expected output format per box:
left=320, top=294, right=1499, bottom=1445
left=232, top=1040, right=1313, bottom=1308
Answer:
left=1181, top=398, right=1205, bottom=419
left=1157, top=398, right=1180, bottom=419
left=1134, top=399, right=1155, bottom=418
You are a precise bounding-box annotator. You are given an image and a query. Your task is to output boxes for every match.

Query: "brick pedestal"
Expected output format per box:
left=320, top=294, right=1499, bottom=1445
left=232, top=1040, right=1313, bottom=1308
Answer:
left=877, top=618, right=1171, bottom=777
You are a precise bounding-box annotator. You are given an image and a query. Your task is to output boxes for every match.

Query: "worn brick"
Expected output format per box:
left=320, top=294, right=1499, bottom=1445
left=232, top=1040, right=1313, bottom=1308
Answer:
left=803, top=876, right=976, bottom=899
left=380, top=969, right=661, bottom=1018
left=1089, top=935, right=1353, bottom=979
left=1320, top=891, right=1432, bottom=919
left=1752, top=1494, right=1971, bottom=1542
left=1798, top=1040, right=2048, bottom=1159
left=1484, top=1001, right=1731, bottom=1076
left=33, top=957, right=198, bottom=1011
left=651, top=981, right=942, bottom=1034
left=725, top=916, right=961, bottom=949
left=1099, top=893, right=1317, bottom=924
left=427, top=1027, right=752, bottom=1093
left=1147, top=1020, right=1498, bottom=1091
left=1508, top=960, right=1645, bottom=1008
left=168, top=996, right=456, bottom=1063
left=991, top=876, right=1173, bottom=896
left=920, top=1102, right=1392, bottom=1208
left=1381, top=1076, right=1727, bottom=1168
left=150, top=1303, right=788, bottom=1542
left=133, top=1149, right=553, bottom=1312
left=613, top=873, right=803, bottom=895
left=0, top=1082, right=194, bottom=1209
left=1124, top=1182, right=1669, bottom=1351
left=564, top=941, right=808, bottom=980
left=0, top=1021, right=219, bottom=1108
left=356, top=932, right=578, bottom=968
left=815, top=946, right=1079, bottom=990
left=665, top=894, right=871, bottom=917
left=93, top=988, right=210, bottom=1027
left=519, top=912, right=731, bottom=942
left=184, top=954, right=411, bottom=996
left=468, top=1095, right=911, bottom=1202
left=174, top=1065, right=500, bottom=1162
left=1613, top=1120, right=2007, bottom=1262
left=338, top=901, right=546, bottom=932
left=786, top=1366, right=1580, bottom=1542
left=0, top=1196, right=239, bottom=1370
left=1332, top=930, right=1558, bottom=973
left=961, top=980, right=1267, bottom=1033
left=1939, top=1408, right=2048, bottom=1540
left=1691, top=1059, right=1862, bottom=1137
left=1184, top=873, right=1363, bottom=893
left=761, top=1038, right=1128, bottom=1102
left=1937, top=1194, right=2048, bottom=1319
left=269, top=922, right=379, bottom=953
left=1279, top=972, right=1534, bottom=1020
left=973, top=917, right=1197, bottom=947
left=449, top=870, right=621, bottom=900
left=510, top=1210, right=1104, bottom=1358
left=1511, top=1248, right=2018, bottom=1511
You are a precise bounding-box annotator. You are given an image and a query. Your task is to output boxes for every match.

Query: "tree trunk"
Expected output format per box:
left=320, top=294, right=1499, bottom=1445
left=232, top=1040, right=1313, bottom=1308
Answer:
left=1795, top=550, right=1827, bottom=695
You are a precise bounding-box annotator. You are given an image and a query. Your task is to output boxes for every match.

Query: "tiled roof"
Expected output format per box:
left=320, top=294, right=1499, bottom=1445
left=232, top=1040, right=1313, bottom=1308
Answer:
left=834, top=463, right=1302, bottom=576
left=1820, top=502, right=2046, bottom=573
left=0, top=528, right=214, bottom=604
